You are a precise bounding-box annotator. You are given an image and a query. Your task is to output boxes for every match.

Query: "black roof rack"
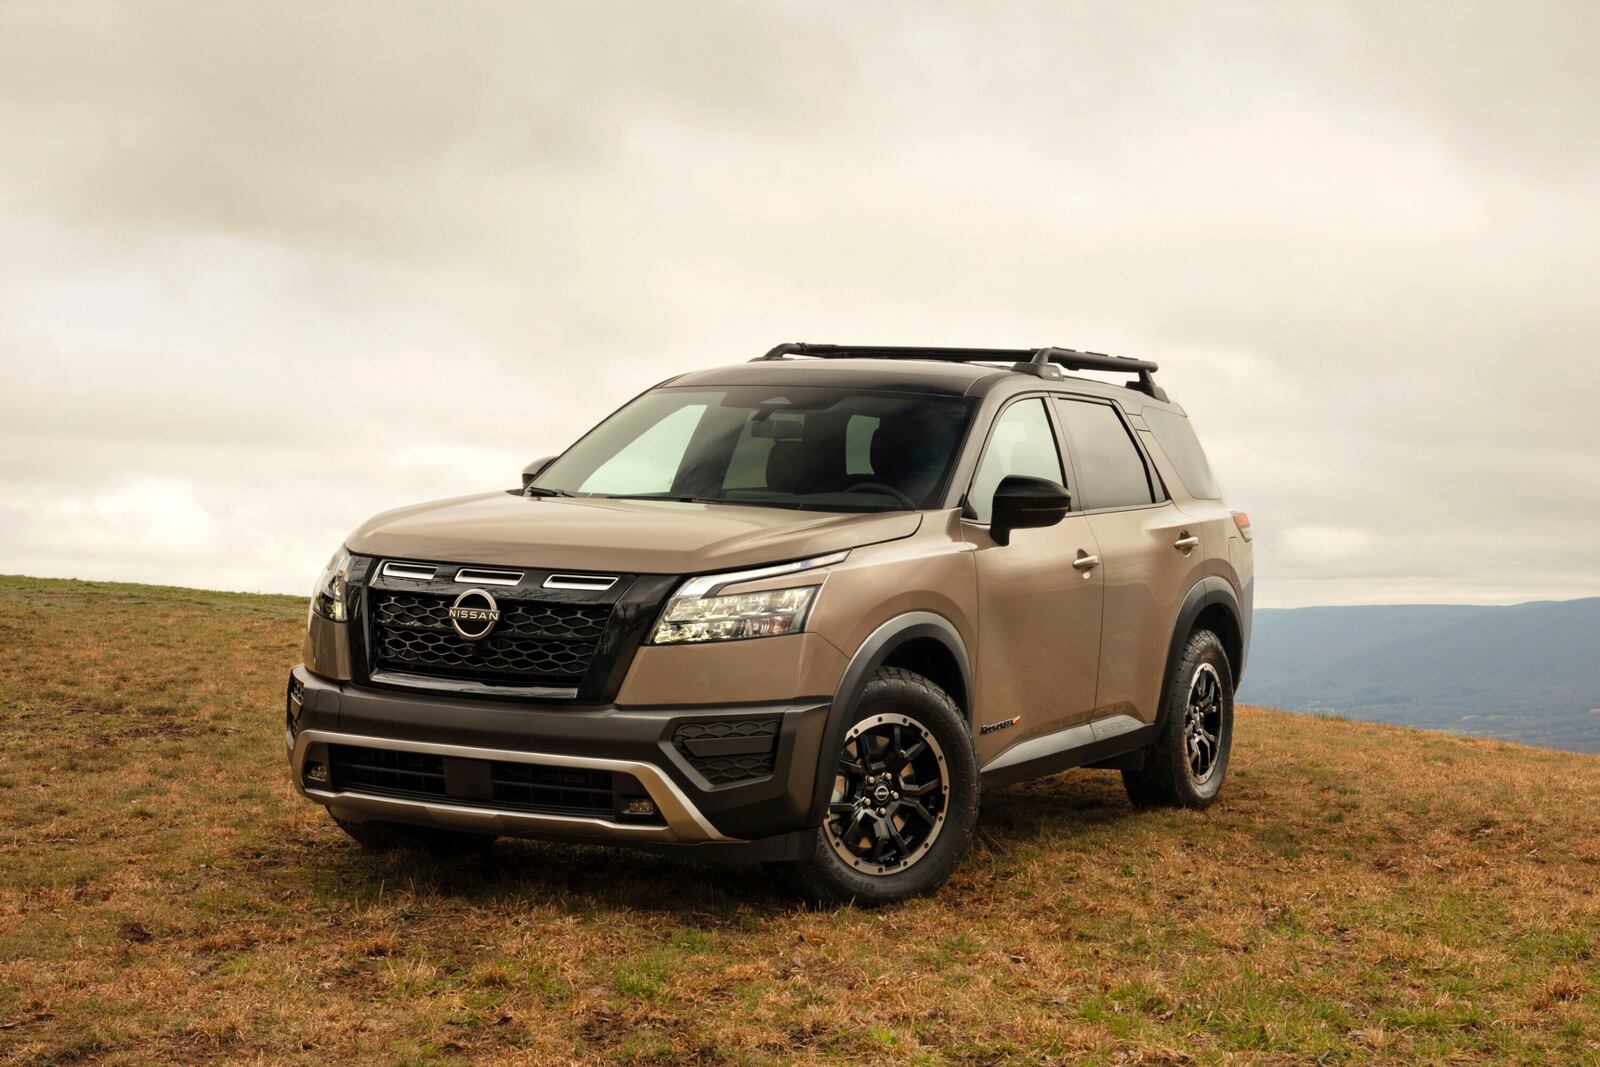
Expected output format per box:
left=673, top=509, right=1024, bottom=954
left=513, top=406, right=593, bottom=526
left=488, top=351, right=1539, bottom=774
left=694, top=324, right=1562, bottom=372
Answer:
left=755, top=343, right=1167, bottom=400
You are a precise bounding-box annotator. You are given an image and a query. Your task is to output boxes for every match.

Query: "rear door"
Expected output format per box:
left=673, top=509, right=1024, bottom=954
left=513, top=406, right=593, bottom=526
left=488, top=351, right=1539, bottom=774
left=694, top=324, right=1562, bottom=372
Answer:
left=961, top=396, right=1104, bottom=763
left=1054, top=396, right=1203, bottom=726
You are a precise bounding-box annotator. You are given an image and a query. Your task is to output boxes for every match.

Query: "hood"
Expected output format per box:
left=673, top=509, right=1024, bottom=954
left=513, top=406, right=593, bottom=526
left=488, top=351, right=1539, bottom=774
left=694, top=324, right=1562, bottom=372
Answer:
left=346, top=491, right=924, bottom=575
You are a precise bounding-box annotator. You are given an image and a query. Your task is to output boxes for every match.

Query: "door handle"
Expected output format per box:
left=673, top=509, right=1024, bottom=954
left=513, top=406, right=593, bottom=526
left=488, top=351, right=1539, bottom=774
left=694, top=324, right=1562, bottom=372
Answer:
left=1173, top=534, right=1200, bottom=551
left=1072, top=551, right=1100, bottom=571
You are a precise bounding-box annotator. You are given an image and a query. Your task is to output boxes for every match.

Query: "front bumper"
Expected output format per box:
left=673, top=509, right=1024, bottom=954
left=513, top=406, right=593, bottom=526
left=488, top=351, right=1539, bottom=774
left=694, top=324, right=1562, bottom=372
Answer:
left=285, top=665, right=830, bottom=850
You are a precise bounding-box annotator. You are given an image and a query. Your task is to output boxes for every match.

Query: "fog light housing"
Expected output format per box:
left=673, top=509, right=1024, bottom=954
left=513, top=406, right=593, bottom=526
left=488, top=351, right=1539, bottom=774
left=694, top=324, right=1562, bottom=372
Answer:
left=623, top=797, right=656, bottom=816
left=304, top=761, right=329, bottom=785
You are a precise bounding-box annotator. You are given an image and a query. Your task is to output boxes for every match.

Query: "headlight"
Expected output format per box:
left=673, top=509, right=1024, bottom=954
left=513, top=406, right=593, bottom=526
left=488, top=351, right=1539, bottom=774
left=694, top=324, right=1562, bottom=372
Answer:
left=310, top=547, right=353, bottom=622
left=650, top=551, right=846, bottom=645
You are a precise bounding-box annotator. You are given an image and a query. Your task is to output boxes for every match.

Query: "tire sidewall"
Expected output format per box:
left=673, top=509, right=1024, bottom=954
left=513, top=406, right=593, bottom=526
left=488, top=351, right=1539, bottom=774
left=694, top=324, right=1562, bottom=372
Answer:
left=803, top=669, right=978, bottom=904
left=1164, top=633, right=1234, bottom=805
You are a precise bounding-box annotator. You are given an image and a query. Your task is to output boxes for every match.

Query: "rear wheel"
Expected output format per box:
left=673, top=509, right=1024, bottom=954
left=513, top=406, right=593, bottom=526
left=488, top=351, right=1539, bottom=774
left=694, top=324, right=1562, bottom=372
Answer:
left=1122, top=629, right=1234, bottom=809
left=330, top=813, right=497, bottom=856
left=777, top=667, right=978, bottom=906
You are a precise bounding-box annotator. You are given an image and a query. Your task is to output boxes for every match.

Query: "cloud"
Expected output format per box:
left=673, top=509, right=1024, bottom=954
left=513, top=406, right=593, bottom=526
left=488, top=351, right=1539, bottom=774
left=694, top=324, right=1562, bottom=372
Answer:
left=2, top=477, right=219, bottom=565
left=1281, top=525, right=1375, bottom=563
left=0, top=2, right=1596, bottom=607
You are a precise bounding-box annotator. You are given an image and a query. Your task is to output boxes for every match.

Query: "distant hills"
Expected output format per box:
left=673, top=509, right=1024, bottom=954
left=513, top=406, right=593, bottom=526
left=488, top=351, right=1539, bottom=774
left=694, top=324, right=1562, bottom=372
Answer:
left=1239, top=597, right=1600, bottom=753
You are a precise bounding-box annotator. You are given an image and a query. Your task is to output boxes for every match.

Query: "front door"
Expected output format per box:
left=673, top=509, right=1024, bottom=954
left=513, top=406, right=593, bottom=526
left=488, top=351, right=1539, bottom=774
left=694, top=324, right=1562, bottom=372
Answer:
left=961, top=397, right=1104, bottom=765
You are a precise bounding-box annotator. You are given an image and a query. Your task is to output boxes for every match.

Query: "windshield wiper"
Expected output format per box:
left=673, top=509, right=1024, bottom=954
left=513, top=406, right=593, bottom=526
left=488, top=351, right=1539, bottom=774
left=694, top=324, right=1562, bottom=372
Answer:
left=524, top=486, right=573, bottom=498
left=596, top=493, right=890, bottom=512
left=596, top=493, right=724, bottom=504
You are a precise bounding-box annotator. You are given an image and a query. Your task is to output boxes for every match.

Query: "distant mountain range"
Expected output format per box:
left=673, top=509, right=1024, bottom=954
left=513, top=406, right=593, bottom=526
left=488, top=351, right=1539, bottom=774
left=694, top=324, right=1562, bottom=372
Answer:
left=1238, top=597, right=1600, bottom=754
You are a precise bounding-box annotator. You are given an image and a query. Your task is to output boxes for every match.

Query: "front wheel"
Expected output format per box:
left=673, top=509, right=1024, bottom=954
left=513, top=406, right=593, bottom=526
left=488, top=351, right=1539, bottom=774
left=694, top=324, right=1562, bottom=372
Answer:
left=777, top=667, right=979, bottom=906
left=1122, top=628, right=1235, bottom=809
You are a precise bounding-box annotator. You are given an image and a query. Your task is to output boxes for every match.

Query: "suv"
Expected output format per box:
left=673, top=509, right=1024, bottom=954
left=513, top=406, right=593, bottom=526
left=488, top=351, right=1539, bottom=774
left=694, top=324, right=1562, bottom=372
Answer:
left=288, top=343, right=1252, bottom=904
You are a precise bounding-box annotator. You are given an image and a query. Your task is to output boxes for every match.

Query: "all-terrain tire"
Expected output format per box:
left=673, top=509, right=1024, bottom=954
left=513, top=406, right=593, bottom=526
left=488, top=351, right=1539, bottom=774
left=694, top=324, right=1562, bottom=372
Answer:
left=777, top=667, right=978, bottom=906
left=330, top=813, right=497, bottom=856
left=1122, top=628, right=1234, bottom=810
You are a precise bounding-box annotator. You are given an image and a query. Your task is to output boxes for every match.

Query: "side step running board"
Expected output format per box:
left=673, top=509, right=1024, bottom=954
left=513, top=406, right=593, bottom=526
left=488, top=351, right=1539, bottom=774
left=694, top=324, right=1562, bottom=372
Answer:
left=980, top=713, right=1154, bottom=787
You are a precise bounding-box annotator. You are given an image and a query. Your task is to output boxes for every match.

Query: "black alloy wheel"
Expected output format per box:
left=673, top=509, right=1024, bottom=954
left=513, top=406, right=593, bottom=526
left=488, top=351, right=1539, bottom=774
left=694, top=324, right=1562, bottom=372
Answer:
left=1184, top=662, right=1225, bottom=784
left=777, top=667, right=979, bottom=905
left=824, top=713, right=949, bottom=875
left=1122, top=628, right=1234, bottom=810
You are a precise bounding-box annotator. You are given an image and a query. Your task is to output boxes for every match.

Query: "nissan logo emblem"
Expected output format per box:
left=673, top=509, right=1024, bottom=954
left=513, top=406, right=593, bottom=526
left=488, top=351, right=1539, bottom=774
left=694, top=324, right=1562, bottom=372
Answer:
left=447, top=588, right=501, bottom=641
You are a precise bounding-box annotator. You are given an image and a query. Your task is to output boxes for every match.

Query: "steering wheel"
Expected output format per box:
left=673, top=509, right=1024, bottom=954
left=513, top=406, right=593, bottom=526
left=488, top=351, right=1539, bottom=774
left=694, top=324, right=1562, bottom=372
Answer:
left=844, top=482, right=917, bottom=508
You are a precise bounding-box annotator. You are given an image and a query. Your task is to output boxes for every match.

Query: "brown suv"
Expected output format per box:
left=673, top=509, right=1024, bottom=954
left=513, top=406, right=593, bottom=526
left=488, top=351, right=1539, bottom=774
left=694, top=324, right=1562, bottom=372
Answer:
left=288, top=343, right=1253, bottom=903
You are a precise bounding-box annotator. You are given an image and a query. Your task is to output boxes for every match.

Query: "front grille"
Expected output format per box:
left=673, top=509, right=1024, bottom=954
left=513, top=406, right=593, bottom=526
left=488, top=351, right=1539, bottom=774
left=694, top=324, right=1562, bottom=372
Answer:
left=490, top=762, right=614, bottom=816
left=328, top=745, right=660, bottom=823
left=370, top=589, right=612, bottom=688
left=673, top=719, right=781, bottom=785
left=333, top=745, right=447, bottom=800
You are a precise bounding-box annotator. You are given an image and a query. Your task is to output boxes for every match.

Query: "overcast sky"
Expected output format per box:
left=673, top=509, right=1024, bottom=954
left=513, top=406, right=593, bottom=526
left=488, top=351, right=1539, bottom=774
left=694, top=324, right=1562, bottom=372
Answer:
left=1, top=1, right=1596, bottom=608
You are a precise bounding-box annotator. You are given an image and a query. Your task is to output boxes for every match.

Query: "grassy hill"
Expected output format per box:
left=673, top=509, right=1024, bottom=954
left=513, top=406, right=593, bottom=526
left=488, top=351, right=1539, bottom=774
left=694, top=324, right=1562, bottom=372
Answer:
left=1241, top=599, right=1600, bottom=754
left=1, top=575, right=1597, bottom=1064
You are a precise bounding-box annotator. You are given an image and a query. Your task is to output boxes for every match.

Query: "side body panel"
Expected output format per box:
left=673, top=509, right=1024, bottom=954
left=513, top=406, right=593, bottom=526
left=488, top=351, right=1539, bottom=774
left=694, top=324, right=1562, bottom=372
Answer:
left=962, top=514, right=1105, bottom=764
left=616, top=634, right=848, bottom=707
left=1136, top=423, right=1253, bottom=681
left=619, top=514, right=978, bottom=710
left=1078, top=503, right=1209, bottom=723
left=304, top=615, right=353, bottom=681
left=791, top=513, right=979, bottom=674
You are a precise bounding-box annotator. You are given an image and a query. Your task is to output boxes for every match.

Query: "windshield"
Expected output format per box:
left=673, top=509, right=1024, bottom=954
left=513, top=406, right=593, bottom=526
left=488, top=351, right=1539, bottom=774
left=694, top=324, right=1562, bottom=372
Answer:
left=535, top=386, right=974, bottom=512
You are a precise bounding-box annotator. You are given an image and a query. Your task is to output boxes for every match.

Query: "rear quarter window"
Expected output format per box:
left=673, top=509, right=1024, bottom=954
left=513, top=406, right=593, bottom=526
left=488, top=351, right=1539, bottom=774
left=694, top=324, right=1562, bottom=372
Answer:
left=1143, top=407, right=1222, bottom=500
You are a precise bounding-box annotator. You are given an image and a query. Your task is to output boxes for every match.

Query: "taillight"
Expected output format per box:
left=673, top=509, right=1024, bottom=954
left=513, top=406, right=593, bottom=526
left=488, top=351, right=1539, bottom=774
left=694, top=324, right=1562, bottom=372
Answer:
left=1231, top=510, right=1253, bottom=542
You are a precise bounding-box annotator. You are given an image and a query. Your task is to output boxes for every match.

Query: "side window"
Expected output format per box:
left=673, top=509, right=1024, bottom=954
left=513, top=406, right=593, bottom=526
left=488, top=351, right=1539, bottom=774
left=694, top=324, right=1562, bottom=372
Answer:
left=966, top=398, right=1065, bottom=523
left=1142, top=407, right=1222, bottom=499
left=1056, top=399, right=1156, bottom=510
left=579, top=404, right=706, bottom=494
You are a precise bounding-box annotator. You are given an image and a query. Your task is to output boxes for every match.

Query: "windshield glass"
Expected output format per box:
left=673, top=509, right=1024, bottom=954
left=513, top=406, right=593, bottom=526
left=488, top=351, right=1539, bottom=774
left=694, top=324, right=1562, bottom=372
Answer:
left=535, top=386, right=974, bottom=512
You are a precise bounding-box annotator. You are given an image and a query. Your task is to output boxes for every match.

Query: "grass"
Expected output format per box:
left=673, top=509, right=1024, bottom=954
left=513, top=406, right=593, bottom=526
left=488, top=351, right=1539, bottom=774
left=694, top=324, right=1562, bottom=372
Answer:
left=1, top=573, right=1598, bottom=1064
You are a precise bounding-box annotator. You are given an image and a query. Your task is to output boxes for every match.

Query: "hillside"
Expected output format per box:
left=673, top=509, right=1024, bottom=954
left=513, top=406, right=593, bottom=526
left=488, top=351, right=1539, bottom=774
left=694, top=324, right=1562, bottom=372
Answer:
left=1, top=575, right=1597, bottom=1064
left=1241, top=598, right=1600, bottom=753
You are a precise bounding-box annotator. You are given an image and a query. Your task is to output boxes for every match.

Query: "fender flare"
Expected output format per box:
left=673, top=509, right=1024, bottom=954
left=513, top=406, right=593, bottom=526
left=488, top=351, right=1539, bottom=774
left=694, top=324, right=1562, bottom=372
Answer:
left=1157, top=576, right=1244, bottom=732
left=805, top=612, right=973, bottom=825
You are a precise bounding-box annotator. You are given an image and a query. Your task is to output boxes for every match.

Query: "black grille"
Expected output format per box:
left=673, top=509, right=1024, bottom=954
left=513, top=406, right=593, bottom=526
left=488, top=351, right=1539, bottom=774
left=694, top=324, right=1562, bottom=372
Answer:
left=370, top=590, right=612, bottom=688
left=329, top=745, right=659, bottom=822
left=333, top=745, right=447, bottom=800
left=490, top=762, right=614, bottom=816
left=673, top=719, right=780, bottom=785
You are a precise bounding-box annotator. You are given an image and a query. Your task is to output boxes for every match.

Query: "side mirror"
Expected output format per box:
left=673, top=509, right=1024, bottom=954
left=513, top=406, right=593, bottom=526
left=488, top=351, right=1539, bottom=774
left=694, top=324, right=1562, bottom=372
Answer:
left=521, top=456, right=557, bottom=490
left=990, top=475, right=1071, bottom=546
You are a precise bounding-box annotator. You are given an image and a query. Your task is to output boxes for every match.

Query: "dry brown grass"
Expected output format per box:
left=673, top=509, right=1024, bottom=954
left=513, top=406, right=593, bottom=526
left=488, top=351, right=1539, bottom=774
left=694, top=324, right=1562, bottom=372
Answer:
left=1, top=574, right=1598, bottom=1065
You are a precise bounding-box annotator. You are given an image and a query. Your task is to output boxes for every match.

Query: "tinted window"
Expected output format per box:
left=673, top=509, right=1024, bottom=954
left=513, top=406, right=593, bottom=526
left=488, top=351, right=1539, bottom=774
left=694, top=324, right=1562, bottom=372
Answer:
left=1057, top=399, right=1156, bottom=510
left=537, top=387, right=972, bottom=512
left=1143, top=407, right=1222, bottom=499
left=967, top=398, right=1065, bottom=523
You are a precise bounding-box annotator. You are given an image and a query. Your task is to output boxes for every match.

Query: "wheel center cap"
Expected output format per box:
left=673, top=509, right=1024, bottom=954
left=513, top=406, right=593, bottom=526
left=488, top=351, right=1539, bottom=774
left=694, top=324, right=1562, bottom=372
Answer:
left=871, top=783, right=892, bottom=804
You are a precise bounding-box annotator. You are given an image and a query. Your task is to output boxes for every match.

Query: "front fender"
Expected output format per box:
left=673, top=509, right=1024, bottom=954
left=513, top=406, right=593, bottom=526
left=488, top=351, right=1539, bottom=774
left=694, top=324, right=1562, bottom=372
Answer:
left=1159, top=577, right=1246, bottom=730
left=804, top=612, right=973, bottom=825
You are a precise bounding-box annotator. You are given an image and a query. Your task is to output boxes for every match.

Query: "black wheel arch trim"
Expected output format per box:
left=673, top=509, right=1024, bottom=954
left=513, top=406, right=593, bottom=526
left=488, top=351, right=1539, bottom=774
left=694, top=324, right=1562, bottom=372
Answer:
left=1158, top=577, right=1244, bottom=732
left=805, top=612, right=974, bottom=826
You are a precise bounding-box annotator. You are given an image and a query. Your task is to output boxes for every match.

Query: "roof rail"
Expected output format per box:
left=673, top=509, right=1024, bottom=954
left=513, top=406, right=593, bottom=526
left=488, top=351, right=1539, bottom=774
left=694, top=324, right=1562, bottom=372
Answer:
left=754, top=342, right=1167, bottom=400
